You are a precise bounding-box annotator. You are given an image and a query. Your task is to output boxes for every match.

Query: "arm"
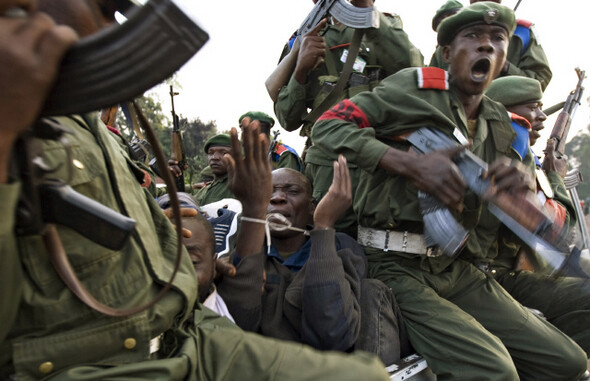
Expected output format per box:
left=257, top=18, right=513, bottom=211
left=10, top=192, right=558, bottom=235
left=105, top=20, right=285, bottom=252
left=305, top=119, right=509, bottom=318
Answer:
left=502, top=27, right=552, bottom=91
left=0, top=7, right=77, bottom=342
left=298, top=156, right=366, bottom=350
left=216, top=119, right=271, bottom=330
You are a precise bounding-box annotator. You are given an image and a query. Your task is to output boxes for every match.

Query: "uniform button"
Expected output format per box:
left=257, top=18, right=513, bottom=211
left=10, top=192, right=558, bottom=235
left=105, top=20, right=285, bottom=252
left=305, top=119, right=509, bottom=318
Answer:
left=124, top=338, right=137, bottom=350
left=39, top=361, right=54, bottom=374
left=491, top=269, right=497, bottom=275
left=73, top=159, right=84, bottom=169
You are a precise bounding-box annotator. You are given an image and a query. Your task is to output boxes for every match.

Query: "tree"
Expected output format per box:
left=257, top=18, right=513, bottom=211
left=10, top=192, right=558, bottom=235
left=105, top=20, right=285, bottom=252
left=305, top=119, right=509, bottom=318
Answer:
left=565, top=125, right=590, bottom=201
left=178, top=116, right=217, bottom=185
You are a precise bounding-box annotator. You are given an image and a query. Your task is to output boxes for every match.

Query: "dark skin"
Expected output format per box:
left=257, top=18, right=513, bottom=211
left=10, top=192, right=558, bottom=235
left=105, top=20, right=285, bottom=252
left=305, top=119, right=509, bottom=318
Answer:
left=207, top=145, right=232, bottom=178
left=182, top=217, right=216, bottom=303
left=269, top=157, right=351, bottom=254
left=0, top=0, right=78, bottom=184
left=377, top=23, right=528, bottom=210
left=507, top=102, right=569, bottom=178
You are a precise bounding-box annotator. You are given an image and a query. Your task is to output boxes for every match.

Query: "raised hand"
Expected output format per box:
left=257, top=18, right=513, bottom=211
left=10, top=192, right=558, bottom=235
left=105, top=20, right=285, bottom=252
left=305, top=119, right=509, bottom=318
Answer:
left=314, top=155, right=352, bottom=229
left=294, top=18, right=327, bottom=84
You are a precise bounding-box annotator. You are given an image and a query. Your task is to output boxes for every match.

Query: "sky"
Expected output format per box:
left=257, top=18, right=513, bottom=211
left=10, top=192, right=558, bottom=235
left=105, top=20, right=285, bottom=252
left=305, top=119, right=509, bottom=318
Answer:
left=146, top=0, right=590, bottom=156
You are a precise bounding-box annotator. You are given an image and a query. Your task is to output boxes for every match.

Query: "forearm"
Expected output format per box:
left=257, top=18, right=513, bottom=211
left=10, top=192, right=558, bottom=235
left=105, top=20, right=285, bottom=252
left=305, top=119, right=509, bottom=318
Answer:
left=216, top=252, right=266, bottom=332
left=274, top=76, right=308, bottom=132
left=300, top=229, right=361, bottom=350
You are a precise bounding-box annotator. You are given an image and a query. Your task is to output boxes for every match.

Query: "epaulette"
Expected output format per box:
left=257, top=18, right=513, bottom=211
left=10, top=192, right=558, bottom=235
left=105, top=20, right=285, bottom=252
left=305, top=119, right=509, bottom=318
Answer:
left=509, top=112, right=531, bottom=130
left=516, top=19, right=533, bottom=28
left=275, top=143, right=289, bottom=156
left=509, top=112, right=531, bottom=161
left=514, top=19, right=533, bottom=55
left=417, top=67, right=449, bottom=90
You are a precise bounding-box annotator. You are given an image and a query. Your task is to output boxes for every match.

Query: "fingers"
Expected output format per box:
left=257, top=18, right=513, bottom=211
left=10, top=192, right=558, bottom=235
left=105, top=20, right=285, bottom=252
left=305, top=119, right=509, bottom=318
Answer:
left=164, top=207, right=199, bottom=219
left=215, top=256, right=236, bottom=278
left=307, top=18, right=327, bottom=37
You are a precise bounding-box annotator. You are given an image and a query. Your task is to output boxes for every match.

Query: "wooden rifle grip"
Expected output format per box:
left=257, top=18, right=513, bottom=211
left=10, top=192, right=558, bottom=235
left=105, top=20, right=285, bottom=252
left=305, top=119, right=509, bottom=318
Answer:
left=491, top=192, right=551, bottom=234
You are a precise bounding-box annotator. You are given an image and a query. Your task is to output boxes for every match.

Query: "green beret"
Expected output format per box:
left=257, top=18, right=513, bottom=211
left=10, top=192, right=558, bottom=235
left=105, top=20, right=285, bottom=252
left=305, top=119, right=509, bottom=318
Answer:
left=432, top=0, right=463, bottom=31
left=203, top=134, right=231, bottom=153
left=485, top=76, right=543, bottom=107
left=238, top=111, right=275, bottom=127
left=437, top=2, right=516, bottom=45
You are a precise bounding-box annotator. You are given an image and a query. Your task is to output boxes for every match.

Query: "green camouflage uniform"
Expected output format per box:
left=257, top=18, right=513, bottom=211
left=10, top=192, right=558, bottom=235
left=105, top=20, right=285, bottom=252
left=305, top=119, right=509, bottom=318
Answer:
left=311, top=67, right=587, bottom=380
left=194, top=174, right=235, bottom=206
left=429, top=19, right=552, bottom=90
left=0, top=114, right=389, bottom=381
left=275, top=12, right=424, bottom=235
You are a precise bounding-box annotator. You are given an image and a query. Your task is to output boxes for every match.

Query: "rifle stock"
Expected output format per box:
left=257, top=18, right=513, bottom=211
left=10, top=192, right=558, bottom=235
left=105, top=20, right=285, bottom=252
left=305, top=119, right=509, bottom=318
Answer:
left=549, top=68, right=585, bottom=156
left=264, top=0, right=373, bottom=103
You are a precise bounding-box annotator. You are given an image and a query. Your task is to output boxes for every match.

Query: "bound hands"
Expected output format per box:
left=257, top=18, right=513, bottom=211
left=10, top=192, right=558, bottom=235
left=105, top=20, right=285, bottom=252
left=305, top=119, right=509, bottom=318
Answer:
left=314, top=155, right=352, bottom=229
left=294, top=18, right=327, bottom=84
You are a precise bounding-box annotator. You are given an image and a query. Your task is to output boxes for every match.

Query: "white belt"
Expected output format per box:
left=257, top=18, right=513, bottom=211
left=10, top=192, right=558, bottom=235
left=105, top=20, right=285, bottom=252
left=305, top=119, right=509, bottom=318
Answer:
left=357, top=226, right=442, bottom=257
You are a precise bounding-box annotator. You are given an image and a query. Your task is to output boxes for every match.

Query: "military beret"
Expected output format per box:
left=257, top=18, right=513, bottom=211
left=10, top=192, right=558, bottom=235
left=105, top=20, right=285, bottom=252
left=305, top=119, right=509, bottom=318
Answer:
left=432, top=0, right=463, bottom=32
left=485, top=76, right=543, bottom=106
left=157, top=192, right=199, bottom=210
left=238, top=111, right=275, bottom=127
left=203, top=134, right=231, bottom=153
left=437, top=2, right=516, bottom=45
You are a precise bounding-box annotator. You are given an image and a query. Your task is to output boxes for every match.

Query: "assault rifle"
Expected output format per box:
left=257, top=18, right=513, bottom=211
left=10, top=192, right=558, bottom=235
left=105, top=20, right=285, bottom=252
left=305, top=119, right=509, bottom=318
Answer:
left=269, top=130, right=281, bottom=161
left=16, top=0, right=209, bottom=316
left=40, top=0, right=209, bottom=116
left=408, top=127, right=576, bottom=276
left=169, top=86, right=186, bottom=192
left=548, top=67, right=585, bottom=157
left=264, top=0, right=374, bottom=103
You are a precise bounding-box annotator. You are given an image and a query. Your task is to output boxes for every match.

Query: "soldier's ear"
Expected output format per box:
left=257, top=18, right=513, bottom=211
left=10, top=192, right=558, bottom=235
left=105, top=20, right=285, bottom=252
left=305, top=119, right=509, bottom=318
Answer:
left=442, top=45, right=452, bottom=65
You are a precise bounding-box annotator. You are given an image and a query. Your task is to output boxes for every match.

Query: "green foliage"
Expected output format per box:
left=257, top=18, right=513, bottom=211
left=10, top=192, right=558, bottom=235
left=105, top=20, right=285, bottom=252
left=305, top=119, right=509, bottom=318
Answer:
left=565, top=125, right=590, bottom=200
left=114, top=92, right=217, bottom=186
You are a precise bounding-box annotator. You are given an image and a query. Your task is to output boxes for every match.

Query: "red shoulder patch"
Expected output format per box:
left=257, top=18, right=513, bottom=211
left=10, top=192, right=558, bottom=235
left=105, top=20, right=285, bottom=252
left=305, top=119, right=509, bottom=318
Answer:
left=516, top=19, right=532, bottom=28
left=318, top=99, right=370, bottom=129
left=509, top=112, right=532, bottom=131
left=275, top=144, right=288, bottom=155
left=417, top=67, right=448, bottom=90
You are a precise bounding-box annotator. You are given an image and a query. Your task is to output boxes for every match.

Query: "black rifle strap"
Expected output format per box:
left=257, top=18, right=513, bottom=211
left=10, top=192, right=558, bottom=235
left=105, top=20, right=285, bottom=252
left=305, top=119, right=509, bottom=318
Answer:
left=303, top=28, right=366, bottom=124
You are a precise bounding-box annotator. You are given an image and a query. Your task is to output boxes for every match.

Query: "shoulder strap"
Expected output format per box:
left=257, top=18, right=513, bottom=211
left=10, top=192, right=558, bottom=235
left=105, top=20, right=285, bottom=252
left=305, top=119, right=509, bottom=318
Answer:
left=303, top=28, right=366, bottom=124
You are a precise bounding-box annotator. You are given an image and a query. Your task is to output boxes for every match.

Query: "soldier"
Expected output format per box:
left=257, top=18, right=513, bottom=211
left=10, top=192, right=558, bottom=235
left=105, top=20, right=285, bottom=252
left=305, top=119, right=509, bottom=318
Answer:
left=0, top=1, right=391, bottom=380
left=485, top=76, right=590, bottom=367
left=218, top=153, right=408, bottom=365
left=430, top=0, right=552, bottom=91
left=238, top=111, right=303, bottom=172
left=311, top=2, right=587, bottom=379
left=274, top=0, right=424, bottom=236
left=428, top=0, right=463, bottom=70
left=194, top=134, right=235, bottom=205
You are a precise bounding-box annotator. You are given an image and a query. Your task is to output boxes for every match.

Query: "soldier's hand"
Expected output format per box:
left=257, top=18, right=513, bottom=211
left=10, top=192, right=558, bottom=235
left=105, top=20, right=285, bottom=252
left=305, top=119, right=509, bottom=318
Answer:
left=294, top=18, right=327, bottom=84
left=542, top=138, right=568, bottom=178
left=405, top=146, right=468, bottom=211
left=0, top=5, right=78, bottom=141
left=484, top=158, right=532, bottom=198
left=224, top=120, right=272, bottom=219
left=314, top=155, right=351, bottom=229
left=168, top=159, right=183, bottom=178
left=163, top=207, right=198, bottom=238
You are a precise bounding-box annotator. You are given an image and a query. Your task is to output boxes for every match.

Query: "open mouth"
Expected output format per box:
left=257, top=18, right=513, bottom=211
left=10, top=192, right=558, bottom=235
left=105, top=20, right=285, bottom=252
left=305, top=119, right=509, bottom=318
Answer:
left=471, top=59, right=491, bottom=82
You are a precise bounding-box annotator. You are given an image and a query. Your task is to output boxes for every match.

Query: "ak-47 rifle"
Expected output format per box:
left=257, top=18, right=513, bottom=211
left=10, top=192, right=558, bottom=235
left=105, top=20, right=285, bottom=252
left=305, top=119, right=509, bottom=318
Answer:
left=408, top=127, right=577, bottom=277
left=268, top=130, right=281, bottom=161
left=15, top=0, right=209, bottom=317
left=169, top=85, right=186, bottom=192
left=547, top=67, right=586, bottom=158
left=264, top=0, right=374, bottom=103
